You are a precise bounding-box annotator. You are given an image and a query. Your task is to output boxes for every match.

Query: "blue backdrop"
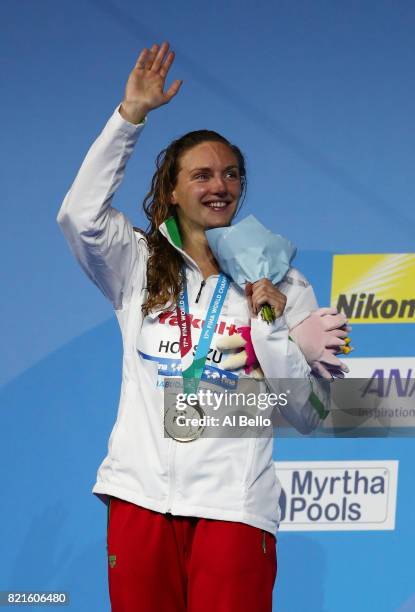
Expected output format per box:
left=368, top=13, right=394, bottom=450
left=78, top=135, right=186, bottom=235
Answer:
left=2, top=1, right=414, bottom=610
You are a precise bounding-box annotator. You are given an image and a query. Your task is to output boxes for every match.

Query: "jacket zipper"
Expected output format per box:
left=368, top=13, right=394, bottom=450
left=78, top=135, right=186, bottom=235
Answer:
left=166, top=439, right=177, bottom=513
left=195, top=280, right=206, bottom=304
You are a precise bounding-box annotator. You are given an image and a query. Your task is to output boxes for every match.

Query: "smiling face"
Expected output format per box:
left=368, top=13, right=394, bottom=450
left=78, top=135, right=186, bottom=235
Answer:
left=170, top=141, right=242, bottom=237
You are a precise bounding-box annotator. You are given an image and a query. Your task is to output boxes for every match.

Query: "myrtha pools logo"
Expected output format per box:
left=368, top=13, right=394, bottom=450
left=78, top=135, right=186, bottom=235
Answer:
left=275, top=461, right=398, bottom=531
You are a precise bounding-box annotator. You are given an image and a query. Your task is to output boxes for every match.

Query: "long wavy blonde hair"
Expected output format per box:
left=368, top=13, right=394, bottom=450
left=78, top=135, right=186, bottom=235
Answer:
left=141, top=130, right=247, bottom=316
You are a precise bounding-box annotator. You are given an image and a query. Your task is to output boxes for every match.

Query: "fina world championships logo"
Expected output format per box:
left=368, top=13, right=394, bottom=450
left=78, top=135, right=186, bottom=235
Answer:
left=331, top=254, right=415, bottom=323
left=275, top=461, right=398, bottom=531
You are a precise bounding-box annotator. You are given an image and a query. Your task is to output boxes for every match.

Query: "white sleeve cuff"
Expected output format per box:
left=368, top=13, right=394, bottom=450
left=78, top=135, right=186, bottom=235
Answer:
left=108, top=102, right=148, bottom=137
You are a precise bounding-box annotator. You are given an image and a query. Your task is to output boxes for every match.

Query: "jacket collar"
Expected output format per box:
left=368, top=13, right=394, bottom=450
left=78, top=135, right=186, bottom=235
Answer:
left=158, top=216, right=201, bottom=274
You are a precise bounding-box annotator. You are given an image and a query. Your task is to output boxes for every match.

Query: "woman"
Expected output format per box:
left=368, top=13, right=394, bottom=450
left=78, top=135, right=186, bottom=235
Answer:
left=57, top=42, right=342, bottom=612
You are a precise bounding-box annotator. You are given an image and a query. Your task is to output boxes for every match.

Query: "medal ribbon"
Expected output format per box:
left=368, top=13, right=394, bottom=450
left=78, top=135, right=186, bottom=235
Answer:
left=176, top=268, right=230, bottom=395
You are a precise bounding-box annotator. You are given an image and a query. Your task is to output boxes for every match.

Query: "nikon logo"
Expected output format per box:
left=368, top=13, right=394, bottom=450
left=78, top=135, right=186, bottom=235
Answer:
left=337, top=293, right=415, bottom=320
left=331, top=254, right=415, bottom=324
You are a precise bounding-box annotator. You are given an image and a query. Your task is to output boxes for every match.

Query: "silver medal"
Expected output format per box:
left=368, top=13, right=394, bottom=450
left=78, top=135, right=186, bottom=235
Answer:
left=164, top=399, right=205, bottom=442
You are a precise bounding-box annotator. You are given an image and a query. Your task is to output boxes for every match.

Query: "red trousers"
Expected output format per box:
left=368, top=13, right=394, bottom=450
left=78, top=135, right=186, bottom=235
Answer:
left=107, top=496, right=277, bottom=612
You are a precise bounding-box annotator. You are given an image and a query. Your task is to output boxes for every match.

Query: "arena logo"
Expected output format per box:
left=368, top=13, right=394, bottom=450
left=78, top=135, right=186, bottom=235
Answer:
left=362, top=367, right=415, bottom=398
left=274, top=460, right=398, bottom=531
left=331, top=253, right=415, bottom=323
left=326, top=357, right=415, bottom=429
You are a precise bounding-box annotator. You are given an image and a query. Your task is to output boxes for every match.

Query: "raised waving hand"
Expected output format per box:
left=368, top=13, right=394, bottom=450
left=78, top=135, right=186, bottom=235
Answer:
left=120, top=42, right=183, bottom=124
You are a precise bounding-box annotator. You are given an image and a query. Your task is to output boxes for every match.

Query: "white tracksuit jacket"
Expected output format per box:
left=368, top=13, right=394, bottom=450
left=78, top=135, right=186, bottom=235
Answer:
left=57, top=104, right=326, bottom=535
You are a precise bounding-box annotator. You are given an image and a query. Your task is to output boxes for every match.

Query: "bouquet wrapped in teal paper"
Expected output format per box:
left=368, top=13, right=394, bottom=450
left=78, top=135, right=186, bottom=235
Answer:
left=206, top=215, right=296, bottom=323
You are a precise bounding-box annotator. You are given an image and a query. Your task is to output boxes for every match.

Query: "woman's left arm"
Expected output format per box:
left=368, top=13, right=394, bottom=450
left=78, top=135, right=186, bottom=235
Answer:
left=249, top=271, right=330, bottom=434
